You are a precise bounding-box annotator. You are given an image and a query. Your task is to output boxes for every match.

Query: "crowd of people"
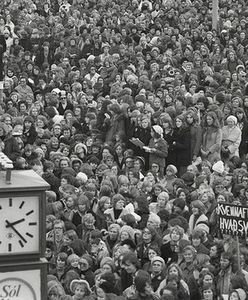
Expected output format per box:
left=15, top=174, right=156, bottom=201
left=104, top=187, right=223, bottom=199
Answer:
left=1, top=0, right=248, bottom=299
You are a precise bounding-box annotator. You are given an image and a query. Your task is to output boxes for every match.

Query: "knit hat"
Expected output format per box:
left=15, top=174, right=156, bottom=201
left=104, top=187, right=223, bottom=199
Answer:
left=195, top=222, right=210, bottom=234
left=235, top=289, right=246, bottom=300
left=151, top=256, right=165, bottom=268
left=181, top=172, right=194, bottom=185
left=47, top=280, right=64, bottom=296
left=212, top=160, right=224, bottom=174
left=152, top=125, right=163, bottom=137
left=226, top=115, right=237, bottom=125
left=119, top=225, right=135, bottom=241
left=166, top=164, right=177, bottom=175
left=100, top=257, right=115, bottom=271
left=70, top=279, right=92, bottom=295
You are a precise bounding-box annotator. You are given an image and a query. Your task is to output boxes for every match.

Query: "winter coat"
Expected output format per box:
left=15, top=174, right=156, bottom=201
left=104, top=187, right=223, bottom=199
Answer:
left=222, top=125, right=241, bottom=158
left=148, top=137, right=168, bottom=170
left=105, top=114, right=125, bottom=143
left=202, top=127, right=222, bottom=163
left=189, top=124, right=202, bottom=160
left=171, top=127, right=191, bottom=168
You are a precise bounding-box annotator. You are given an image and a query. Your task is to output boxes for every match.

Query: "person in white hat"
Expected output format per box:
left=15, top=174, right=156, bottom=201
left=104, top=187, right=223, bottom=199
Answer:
left=143, top=125, right=168, bottom=177
left=221, top=115, right=241, bottom=159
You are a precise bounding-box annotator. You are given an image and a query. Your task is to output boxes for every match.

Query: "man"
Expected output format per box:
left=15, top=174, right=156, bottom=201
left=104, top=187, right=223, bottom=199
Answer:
left=57, top=90, right=73, bottom=115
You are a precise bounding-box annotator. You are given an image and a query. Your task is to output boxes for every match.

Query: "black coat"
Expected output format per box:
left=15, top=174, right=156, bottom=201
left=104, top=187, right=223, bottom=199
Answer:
left=171, top=127, right=191, bottom=169
left=0, top=34, right=6, bottom=80
left=160, top=241, right=178, bottom=265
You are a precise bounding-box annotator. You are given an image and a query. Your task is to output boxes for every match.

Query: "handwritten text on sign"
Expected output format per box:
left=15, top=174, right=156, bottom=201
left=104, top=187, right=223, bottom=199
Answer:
left=216, top=203, right=248, bottom=237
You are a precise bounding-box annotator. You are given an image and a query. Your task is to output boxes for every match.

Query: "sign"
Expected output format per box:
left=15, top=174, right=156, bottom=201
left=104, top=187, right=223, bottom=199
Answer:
left=0, top=269, right=40, bottom=300
left=216, top=203, right=248, bottom=237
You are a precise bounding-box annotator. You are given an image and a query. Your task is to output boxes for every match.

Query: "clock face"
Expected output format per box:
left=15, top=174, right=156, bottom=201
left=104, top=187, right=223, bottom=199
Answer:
left=0, top=196, right=39, bottom=255
left=0, top=269, right=40, bottom=300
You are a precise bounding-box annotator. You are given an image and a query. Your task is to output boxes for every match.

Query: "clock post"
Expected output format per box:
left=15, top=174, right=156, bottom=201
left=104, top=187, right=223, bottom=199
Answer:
left=0, top=164, right=50, bottom=300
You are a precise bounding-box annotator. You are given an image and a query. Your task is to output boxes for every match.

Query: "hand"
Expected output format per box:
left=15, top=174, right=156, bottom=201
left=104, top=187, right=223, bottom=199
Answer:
left=5, top=220, right=27, bottom=243
left=5, top=218, right=25, bottom=228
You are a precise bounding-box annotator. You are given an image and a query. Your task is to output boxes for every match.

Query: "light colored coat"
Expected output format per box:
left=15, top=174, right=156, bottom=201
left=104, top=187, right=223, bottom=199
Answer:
left=222, top=125, right=241, bottom=158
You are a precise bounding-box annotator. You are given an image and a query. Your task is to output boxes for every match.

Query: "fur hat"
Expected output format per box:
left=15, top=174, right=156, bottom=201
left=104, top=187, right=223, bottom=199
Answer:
left=74, top=143, right=87, bottom=155
left=226, top=115, right=237, bottom=125
left=151, top=256, right=165, bottom=268
left=70, top=279, right=92, bottom=295
left=166, top=164, right=177, bottom=175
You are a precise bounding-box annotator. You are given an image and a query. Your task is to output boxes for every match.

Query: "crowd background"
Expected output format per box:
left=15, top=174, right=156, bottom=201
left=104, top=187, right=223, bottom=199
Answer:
left=1, top=0, right=248, bottom=299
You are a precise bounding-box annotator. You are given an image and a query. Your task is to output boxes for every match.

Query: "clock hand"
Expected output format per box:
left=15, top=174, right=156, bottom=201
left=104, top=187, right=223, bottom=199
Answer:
left=5, top=220, right=27, bottom=243
left=5, top=218, right=25, bottom=228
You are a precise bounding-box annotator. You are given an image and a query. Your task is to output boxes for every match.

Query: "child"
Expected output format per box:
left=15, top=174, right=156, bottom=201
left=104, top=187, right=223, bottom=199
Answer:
left=70, top=279, right=92, bottom=300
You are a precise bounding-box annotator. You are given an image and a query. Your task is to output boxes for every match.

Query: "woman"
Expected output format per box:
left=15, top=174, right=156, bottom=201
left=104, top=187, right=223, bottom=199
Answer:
left=171, top=114, right=191, bottom=176
left=179, top=245, right=197, bottom=281
left=201, top=284, right=216, bottom=300
left=137, top=227, right=161, bottom=267
left=185, top=110, right=202, bottom=162
left=188, top=200, right=208, bottom=234
left=201, top=112, right=222, bottom=164
left=104, top=194, right=126, bottom=227
left=113, top=143, right=125, bottom=170
left=235, top=108, right=248, bottom=159
left=105, top=103, right=125, bottom=145
left=144, top=125, right=168, bottom=177
left=221, top=115, right=241, bottom=161
left=156, top=263, right=190, bottom=297
left=95, top=196, right=111, bottom=230
left=228, top=289, right=247, bottom=300
left=105, top=224, right=120, bottom=255
left=160, top=115, right=175, bottom=168
left=133, top=115, right=152, bottom=170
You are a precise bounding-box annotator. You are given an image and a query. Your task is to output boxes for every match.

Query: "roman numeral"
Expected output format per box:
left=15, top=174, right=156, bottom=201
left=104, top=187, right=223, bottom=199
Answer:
left=26, top=232, right=33, bottom=238
left=26, top=210, right=34, bottom=216
left=19, top=201, right=25, bottom=209
left=9, top=198, right=12, bottom=207
left=8, top=243, right=12, bottom=252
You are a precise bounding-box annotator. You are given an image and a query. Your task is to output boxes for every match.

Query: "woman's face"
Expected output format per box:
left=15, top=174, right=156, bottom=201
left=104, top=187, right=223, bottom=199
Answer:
left=74, top=285, right=86, bottom=299
left=102, top=263, right=112, bottom=273
left=120, top=231, right=129, bottom=241
left=175, top=118, right=182, bottom=128
left=102, top=148, right=110, bottom=159
left=141, top=119, right=149, bottom=128
left=186, top=114, right=194, bottom=124
left=171, top=231, right=180, bottom=242
left=210, top=245, right=217, bottom=257
left=157, top=194, right=167, bottom=207
left=192, top=206, right=199, bottom=215
left=203, top=274, right=213, bottom=286
left=102, top=198, right=110, bottom=210
left=109, top=227, right=119, bottom=240
left=201, top=193, right=209, bottom=204
left=206, top=115, right=213, bottom=126
left=48, top=288, right=60, bottom=300
left=148, top=249, right=157, bottom=261
left=227, top=119, right=235, bottom=127
left=57, top=257, right=65, bottom=268
left=143, top=228, right=152, bottom=243
left=202, top=288, right=213, bottom=300
left=183, top=250, right=194, bottom=263
left=169, top=266, right=179, bottom=277
left=115, top=200, right=125, bottom=210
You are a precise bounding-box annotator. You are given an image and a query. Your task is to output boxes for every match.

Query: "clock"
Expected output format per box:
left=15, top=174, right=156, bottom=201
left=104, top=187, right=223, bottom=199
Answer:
left=0, top=169, right=49, bottom=262
left=0, top=259, right=47, bottom=300
left=0, top=196, right=40, bottom=256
